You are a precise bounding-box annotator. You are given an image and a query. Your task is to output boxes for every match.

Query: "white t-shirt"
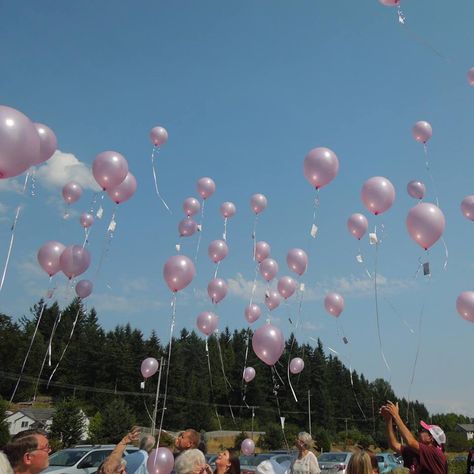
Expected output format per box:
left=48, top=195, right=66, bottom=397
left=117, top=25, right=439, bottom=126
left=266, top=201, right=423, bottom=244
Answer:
left=290, top=451, right=321, bottom=474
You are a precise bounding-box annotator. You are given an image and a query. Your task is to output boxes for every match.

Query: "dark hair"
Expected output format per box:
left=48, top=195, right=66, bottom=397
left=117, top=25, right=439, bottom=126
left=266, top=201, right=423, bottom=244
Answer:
left=214, top=449, right=240, bottom=474
left=3, top=429, right=47, bottom=468
left=367, top=452, right=379, bottom=474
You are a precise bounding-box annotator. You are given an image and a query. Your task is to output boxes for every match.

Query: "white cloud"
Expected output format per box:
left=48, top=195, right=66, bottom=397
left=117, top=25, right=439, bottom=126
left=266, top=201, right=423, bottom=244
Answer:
left=89, top=292, right=163, bottom=315
left=226, top=272, right=416, bottom=302
left=35, top=150, right=100, bottom=192
left=0, top=178, right=24, bottom=194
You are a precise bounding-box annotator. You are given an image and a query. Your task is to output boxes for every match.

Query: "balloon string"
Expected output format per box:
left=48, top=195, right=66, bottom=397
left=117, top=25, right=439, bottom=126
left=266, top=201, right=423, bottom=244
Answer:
left=216, top=333, right=236, bottom=425
left=95, top=207, right=117, bottom=277
left=308, top=188, right=320, bottom=240
left=205, top=336, right=223, bottom=430
left=0, top=205, right=22, bottom=293
left=240, top=329, right=251, bottom=406
left=10, top=298, right=49, bottom=403
left=271, top=366, right=290, bottom=451
left=223, top=217, right=228, bottom=241
left=194, top=200, right=206, bottom=263
left=396, top=4, right=406, bottom=24
left=47, top=307, right=82, bottom=388
left=156, top=293, right=177, bottom=449
left=213, top=261, right=221, bottom=279
left=406, top=273, right=431, bottom=416
left=287, top=362, right=298, bottom=403
left=151, top=145, right=172, bottom=214
left=82, top=228, right=91, bottom=249
left=252, top=216, right=259, bottom=262
left=33, top=310, right=62, bottom=400
left=374, top=242, right=391, bottom=374
left=423, top=144, right=440, bottom=207
left=143, top=397, right=155, bottom=425
left=441, top=236, right=449, bottom=270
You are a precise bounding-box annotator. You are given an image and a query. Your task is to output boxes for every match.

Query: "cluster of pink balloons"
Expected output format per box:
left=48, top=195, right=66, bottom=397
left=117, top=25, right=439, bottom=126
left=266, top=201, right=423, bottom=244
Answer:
left=252, top=323, right=284, bottom=366
left=141, top=357, right=159, bottom=379
left=37, top=241, right=91, bottom=280
left=92, top=151, right=136, bottom=204
left=0, top=105, right=57, bottom=179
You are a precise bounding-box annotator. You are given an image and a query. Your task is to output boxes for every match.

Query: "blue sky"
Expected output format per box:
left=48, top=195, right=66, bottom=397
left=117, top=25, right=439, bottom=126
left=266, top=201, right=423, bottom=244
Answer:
left=1, top=1, right=474, bottom=417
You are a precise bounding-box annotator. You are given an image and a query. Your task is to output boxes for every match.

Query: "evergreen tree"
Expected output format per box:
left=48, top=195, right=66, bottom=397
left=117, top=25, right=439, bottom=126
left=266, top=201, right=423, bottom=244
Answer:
left=0, top=397, right=10, bottom=447
left=97, top=398, right=135, bottom=443
left=50, top=398, right=86, bottom=447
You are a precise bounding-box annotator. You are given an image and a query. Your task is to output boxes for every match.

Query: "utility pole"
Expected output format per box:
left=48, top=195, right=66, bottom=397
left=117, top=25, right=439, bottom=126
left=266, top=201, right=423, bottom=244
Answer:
left=345, top=418, right=348, bottom=449
left=308, top=390, right=312, bottom=436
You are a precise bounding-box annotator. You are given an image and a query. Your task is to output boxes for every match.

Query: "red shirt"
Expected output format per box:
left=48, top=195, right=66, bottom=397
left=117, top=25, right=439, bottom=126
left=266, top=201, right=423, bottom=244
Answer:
left=401, top=444, right=447, bottom=474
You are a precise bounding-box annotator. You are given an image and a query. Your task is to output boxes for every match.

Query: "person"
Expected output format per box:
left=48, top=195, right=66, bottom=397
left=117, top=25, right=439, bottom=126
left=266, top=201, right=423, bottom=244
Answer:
left=3, top=429, right=51, bottom=474
left=290, top=432, right=320, bottom=474
left=175, top=430, right=201, bottom=454
left=97, top=426, right=141, bottom=474
left=174, top=448, right=207, bottom=474
left=0, top=451, right=13, bottom=474
left=467, top=445, right=474, bottom=474
left=346, top=451, right=372, bottom=474
left=367, top=451, right=379, bottom=474
left=124, top=434, right=155, bottom=474
left=213, top=449, right=240, bottom=474
left=380, top=400, right=447, bottom=474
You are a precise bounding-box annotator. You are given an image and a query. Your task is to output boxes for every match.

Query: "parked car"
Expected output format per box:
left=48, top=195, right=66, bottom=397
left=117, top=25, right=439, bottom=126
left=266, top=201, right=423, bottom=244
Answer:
left=318, top=452, right=352, bottom=474
left=376, top=453, right=400, bottom=474
left=206, top=454, right=218, bottom=471
left=240, top=452, right=296, bottom=474
left=42, top=444, right=139, bottom=474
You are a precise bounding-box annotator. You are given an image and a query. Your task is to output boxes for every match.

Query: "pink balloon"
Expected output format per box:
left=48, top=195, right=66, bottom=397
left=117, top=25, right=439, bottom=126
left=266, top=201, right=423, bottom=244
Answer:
left=178, top=218, right=198, bottom=237
left=163, top=255, right=195, bottom=292
left=150, top=126, right=168, bottom=147
left=324, top=292, right=345, bottom=318
left=147, top=448, right=174, bottom=474
left=75, top=279, right=93, bottom=299
left=412, top=121, right=432, bottom=144
left=461, top=196, right=474, bottom=221
left=60, top=245, right=91, bottom=280
left=220, top=201, right=236, bottom=218
left=407, top=180, right=426, bottom=200
left=406, top=202, right=445, bottom=250
left=197, top=177, right=216, bottom=200
left=255, top=241, right=271, bottom=263
left=37, top=241, right=65, bottom=277
left=241, top=438, right=255, bottom=456
left=265, top=290, right=281, bottom=311
left=259, top=258, right=278, bottom=282
left=468, top=68, right=474, bottom=86
left=92, top=151, right=129, bottom=190
left=277, top=276, right=297, bottom=300
left=107, top=172, right=137, bottom=204
left=289, top=357, right=305, bottom=375
left=62, top=181, right=83, bottom=205
left=456, top=292, right=474, bottom=323
left=0, top=105, right=40, bottom=179
left=207, top=278, right=228, bottom=304
left=80, top=213, right=94, bottom=228
left=286, top=248, right=308, bottom=276
left=208, top=240, right=228, bottom=263
left=250, top=194, right=267, bottom=214
left=183, top=197, right=201, bottom=217
left=33, top=123, right=57, bottom=165
left=361, top=176, right=396, bottom=215
left=244, top=304, right=261, bottom=324
left=303, top=147, right=339, bottom=190
left=243, top=367, right=256, bottom=383
left=141, top=357, right=159, bottom=379
left=378, top=0, right=400, bottom=5
left=347, top=213, right=368, bottom=241
left=252, top=323, right=284, bottom=366
left=196, top=311, right=219, bottom=336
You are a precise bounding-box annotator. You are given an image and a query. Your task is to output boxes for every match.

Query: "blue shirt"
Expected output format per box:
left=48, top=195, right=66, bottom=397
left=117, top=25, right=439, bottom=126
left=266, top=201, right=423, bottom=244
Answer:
left=124, top=450, right=148, bottom=474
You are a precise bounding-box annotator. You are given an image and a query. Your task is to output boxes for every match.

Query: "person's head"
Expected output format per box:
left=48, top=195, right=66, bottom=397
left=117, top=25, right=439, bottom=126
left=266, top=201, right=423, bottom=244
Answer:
left=97, top=457, right=127, bottom=474
left=3, top=429, right=50, bottom=474
left=139, top=435, right=155, bottom=454
left=367, top=452, right=379, bottom=474
left=174, top=448, right=206, bottom=474
left=418, top=421, right=446, bottom=450
left=295, top=432, right=314, bottom=452
left=215, top=449, right=240, bottom=474
left=346, top=451, right=372, bottom=474
left=175, top=429, right=201, bottom=451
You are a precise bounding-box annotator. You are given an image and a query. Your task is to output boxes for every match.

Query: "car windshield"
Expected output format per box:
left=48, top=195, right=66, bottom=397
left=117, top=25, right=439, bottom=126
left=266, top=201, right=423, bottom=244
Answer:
left=319, top=454, right=348, bottom=463
left=49, top=449, right=89, bottom=466
left=376, top=456, right=384, bottom=463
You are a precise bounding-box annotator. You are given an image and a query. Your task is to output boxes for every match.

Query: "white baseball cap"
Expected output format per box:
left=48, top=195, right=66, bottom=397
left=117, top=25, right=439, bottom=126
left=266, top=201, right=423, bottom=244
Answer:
left=420, top=420, right=446, bottom=446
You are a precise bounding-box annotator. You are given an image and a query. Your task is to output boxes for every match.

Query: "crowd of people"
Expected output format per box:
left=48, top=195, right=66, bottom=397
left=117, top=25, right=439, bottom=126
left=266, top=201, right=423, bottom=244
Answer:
left=1, top=403, right=472, bottom=474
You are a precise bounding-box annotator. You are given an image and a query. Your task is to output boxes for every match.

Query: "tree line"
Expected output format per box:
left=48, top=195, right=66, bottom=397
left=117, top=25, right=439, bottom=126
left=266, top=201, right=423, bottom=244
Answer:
left=0, top=298, right=472, bottom=450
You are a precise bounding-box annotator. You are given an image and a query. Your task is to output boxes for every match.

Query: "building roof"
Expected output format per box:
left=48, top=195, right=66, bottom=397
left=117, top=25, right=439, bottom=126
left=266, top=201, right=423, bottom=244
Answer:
left=17, top=408, right=55, bottom=422
left=456, top=424, right=474, bottom=431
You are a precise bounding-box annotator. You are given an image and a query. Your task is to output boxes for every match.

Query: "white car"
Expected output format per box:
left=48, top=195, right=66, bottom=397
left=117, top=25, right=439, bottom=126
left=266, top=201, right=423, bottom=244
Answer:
left=42, top=445, right=139, bottom=474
